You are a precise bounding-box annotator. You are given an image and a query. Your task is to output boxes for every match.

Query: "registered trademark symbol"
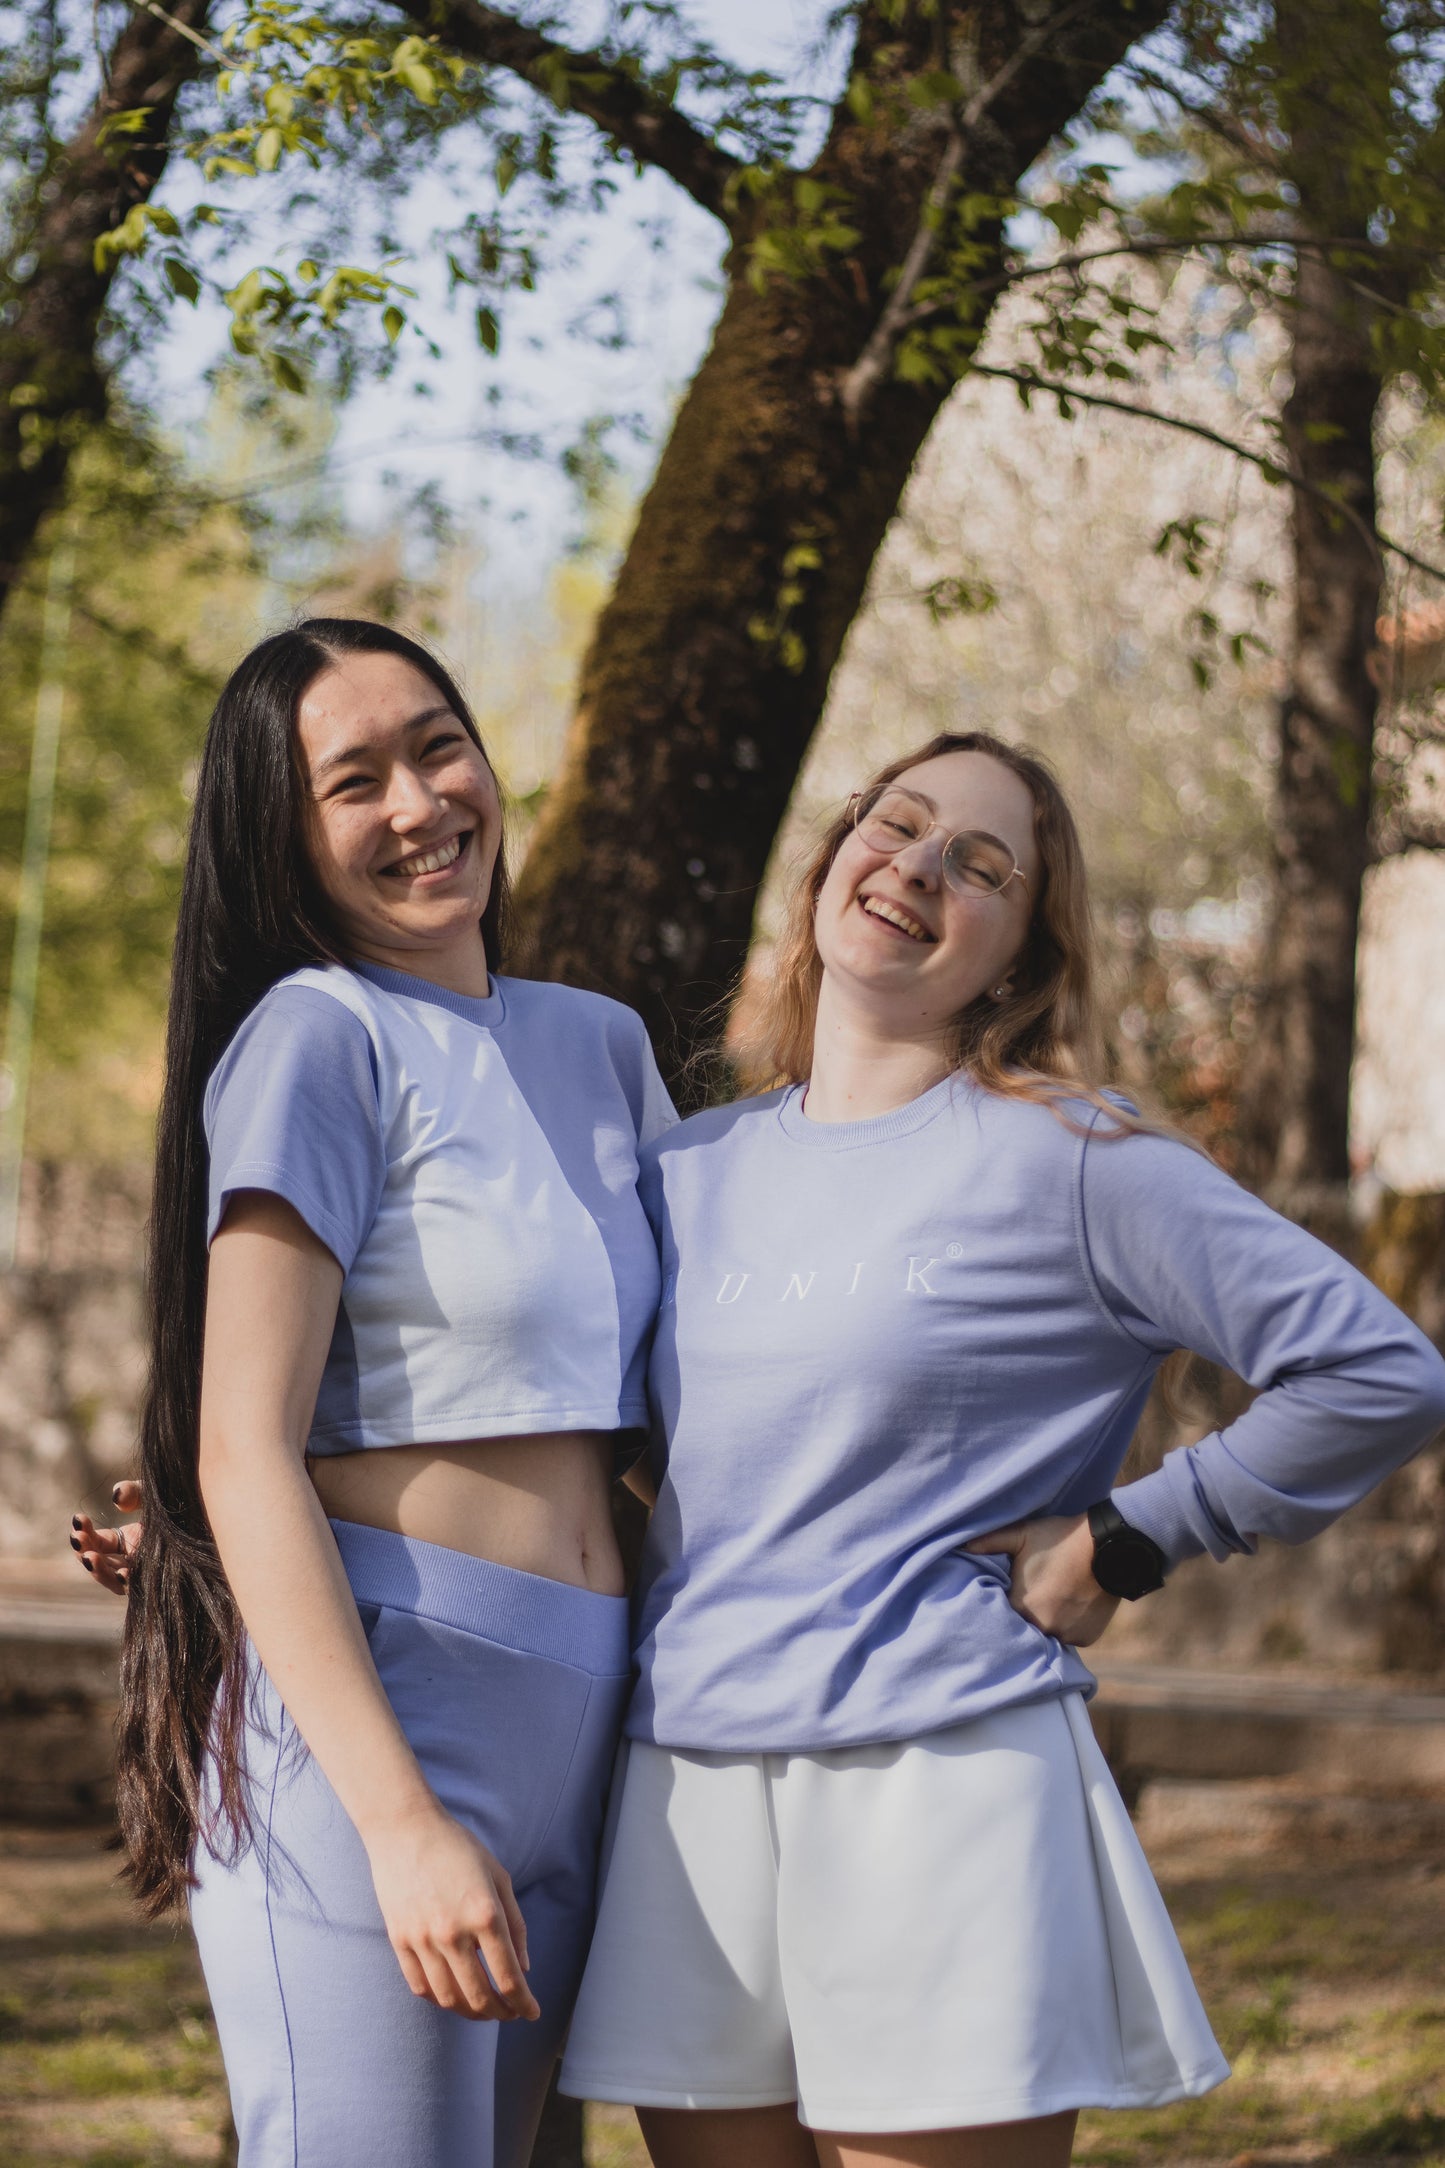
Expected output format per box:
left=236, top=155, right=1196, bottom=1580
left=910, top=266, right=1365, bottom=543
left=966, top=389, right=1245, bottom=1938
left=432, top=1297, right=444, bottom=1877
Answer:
left=946, top=1242, right=963, bottom=1258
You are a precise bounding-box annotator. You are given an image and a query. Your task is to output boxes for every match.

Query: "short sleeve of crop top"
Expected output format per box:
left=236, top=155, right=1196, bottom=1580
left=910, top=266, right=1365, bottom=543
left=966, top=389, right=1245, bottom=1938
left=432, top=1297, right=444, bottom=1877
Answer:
left=203, top=984, right=387, bottom=1272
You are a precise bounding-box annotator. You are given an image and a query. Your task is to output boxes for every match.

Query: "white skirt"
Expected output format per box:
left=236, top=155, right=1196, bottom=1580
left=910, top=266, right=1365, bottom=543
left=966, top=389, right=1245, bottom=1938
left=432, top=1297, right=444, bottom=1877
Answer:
left=560, top=1693, right=1228, bottom=2133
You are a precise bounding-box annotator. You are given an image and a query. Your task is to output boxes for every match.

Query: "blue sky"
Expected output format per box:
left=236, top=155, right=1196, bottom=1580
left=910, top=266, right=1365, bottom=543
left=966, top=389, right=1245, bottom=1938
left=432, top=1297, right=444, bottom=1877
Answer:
left=150, top=0, right=846, bottom=572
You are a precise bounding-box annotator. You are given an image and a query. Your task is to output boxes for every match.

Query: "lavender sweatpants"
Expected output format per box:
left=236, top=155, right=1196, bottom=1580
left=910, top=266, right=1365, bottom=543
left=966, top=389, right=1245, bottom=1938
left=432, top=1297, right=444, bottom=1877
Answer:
left=190, top=1521, right=631, bottom=2168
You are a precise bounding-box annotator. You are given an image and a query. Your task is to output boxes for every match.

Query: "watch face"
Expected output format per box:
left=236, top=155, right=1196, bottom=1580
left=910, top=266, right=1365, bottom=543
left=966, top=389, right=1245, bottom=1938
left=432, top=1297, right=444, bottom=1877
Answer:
left=1094, top=1532, right=1165, bottom=1601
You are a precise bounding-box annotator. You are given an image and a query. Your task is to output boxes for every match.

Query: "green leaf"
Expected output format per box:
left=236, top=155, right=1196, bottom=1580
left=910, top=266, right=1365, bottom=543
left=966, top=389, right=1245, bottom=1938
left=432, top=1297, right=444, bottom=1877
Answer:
left=382, top=304, right=405, bottom=344
left=906, top=70, right=960, bottom=109
left=845, top=75, right=873, bottom=124
left=225, top=267, right=268, bottom=319
left=96, top=107, right=155, bottom=149
left=256, top=126, right=285, bottom=172
left=266, top=349, right=308, bottom=395
left=393, top=59, right=441, bottom=105
left=1041, top=201, right=1089, bottom=243
left=495, top=150, right=517, bottom=196
left=92, top=202, right=179, bottom=273
left=476, top=306, right=500, bottom=354
left=162, top=256, right=201, bottom=304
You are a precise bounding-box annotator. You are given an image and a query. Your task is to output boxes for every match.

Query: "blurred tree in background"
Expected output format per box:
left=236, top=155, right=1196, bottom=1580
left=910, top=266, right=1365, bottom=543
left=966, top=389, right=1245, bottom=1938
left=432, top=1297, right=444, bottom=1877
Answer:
left=933, top=0, right=1445, bottom=1194
left=3, top=0, right=1177, bottom=1087
left=4, top=0, right=1445, bottom=1161
left=0, top=422, right=260, bottom=1155
left=0, top=0, right=212, bottom=611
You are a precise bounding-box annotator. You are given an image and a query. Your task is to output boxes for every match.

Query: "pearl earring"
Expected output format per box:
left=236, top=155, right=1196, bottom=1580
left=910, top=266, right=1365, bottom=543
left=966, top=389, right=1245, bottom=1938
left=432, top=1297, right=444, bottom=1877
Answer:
left=994, top=985, right=1007, bottom=999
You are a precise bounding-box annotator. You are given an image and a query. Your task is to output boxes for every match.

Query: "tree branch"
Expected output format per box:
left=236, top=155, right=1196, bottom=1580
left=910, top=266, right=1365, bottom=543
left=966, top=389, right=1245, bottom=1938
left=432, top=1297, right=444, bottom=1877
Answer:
left=837, top=0, right=1097, bottom=432
left=1122, top=56, right=1280, bottom=175
left=389, top=0, right=743, bottom=222
left=129, top=0, right=228, bottom=68
left=892, top=231, right=1431, bottom=352
left=0, top=0, right=213, bottom=619
left=966, top=364, right=1445, bottom=584
left=908, top=230, right=1432, bottom=317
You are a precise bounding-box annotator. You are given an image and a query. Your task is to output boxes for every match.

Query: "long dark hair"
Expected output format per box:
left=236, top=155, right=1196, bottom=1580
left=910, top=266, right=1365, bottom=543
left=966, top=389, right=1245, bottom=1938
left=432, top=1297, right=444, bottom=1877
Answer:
left=116, top=618, right=511, bottom=1916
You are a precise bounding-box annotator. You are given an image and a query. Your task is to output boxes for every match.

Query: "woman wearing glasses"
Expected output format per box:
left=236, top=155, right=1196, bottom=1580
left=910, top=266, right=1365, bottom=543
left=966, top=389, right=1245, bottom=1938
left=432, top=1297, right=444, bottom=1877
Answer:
left=80, top=726, right=1445, bottom=2168
left=558, top=732, right=1445, bottom=2168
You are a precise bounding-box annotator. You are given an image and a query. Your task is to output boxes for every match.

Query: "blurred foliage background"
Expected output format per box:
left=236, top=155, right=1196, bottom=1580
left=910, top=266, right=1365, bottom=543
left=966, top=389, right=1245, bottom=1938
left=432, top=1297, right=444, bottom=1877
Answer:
left=3, top=0, right=1445, bottom=1185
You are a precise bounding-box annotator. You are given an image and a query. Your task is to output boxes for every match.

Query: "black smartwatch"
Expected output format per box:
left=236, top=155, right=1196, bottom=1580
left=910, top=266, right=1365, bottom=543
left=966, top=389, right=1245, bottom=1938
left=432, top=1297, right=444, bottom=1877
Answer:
left=1087, top=1499, right=1167, bottom=1601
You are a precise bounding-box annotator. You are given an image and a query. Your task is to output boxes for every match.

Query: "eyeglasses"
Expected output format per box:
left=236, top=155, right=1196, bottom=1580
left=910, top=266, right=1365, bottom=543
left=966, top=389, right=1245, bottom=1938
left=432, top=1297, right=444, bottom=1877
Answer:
left=849, top=785, right=1030, bottom=899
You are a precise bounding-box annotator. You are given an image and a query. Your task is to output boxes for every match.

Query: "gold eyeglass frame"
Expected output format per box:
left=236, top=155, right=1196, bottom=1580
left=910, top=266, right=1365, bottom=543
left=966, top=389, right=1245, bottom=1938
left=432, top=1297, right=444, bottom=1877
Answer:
left=847, top=785, right=1030, bottom=898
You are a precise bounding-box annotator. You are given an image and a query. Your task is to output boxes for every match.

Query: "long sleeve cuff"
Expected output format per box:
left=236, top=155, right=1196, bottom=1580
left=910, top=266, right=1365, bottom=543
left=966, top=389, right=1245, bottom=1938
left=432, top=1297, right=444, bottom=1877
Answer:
left=1112, top=1445, right=1255, bottom=1568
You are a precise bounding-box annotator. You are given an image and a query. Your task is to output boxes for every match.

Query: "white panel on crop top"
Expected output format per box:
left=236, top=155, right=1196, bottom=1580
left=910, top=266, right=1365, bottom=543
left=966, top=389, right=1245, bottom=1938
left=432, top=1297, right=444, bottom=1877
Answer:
left=202, top=961, right=676, bottom=1458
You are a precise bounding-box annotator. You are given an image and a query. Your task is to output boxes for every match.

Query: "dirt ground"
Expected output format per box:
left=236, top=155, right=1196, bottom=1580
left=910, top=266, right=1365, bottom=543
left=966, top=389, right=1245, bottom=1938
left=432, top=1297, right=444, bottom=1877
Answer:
left=1, top=1785, right=1442, bottom=2168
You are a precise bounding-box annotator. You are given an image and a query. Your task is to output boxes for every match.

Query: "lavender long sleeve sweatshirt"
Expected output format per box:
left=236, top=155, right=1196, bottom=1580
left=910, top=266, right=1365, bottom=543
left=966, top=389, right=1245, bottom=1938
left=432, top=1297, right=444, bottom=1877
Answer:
left=625, top=1076, right=1445, bottom=1753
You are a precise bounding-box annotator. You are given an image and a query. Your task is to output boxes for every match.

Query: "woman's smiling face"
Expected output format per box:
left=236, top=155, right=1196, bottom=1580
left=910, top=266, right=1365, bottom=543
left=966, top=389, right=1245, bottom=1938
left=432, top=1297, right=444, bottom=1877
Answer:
left=298, top=649, right=503, bottom=971
left=814, top=748, right=1040, bottom=1032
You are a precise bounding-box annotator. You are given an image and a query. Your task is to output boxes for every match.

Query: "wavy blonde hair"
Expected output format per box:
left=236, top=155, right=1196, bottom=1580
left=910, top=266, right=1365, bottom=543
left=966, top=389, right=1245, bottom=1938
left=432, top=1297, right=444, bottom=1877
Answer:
left=732, top=731, right=1208, bottom=1425
left=733, top=730, right=1124, bottom=1112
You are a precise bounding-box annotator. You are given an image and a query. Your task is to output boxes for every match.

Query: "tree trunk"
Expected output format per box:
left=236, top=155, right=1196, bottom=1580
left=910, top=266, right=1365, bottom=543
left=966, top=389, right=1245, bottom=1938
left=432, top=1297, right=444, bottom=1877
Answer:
left=1239, top=0, right=1390, bottom=1201
left=0, top=0, right=211, bottom=622
left=511, top=0, right=1171, bottom=1083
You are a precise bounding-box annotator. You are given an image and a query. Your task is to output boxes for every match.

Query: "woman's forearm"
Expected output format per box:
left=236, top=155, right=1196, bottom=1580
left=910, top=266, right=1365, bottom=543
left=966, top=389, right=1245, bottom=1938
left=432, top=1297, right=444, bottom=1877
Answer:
left=198, top=1195, right=440, bottom=1845
left=198, top=1194, right=536, bottom=2022
left=200, top=1434, right=436, bottom=1843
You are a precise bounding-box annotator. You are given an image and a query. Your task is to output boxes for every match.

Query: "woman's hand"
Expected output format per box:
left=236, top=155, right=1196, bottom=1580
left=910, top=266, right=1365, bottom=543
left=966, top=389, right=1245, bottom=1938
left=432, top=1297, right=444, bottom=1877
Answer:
left=968, top=1513, right=1120, bottom=1647
left=363, top=1799, right=540, bottom=2023
left=70, top=1479, right=143, bottom=1595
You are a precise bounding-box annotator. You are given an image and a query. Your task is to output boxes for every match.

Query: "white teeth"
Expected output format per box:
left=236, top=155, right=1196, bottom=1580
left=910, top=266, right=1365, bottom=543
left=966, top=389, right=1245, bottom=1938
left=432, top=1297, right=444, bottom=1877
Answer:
left=392, top=834, right=463, bottom=878
left=862, top=896, right=932, bottom=943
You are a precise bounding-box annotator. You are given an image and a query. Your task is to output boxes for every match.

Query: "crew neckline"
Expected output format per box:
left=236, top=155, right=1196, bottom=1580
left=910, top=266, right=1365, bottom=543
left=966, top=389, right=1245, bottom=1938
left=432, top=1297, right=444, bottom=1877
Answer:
left=351, top=959, right=507, bottom=1029
left=776, top=1070, right=969, bottom=1149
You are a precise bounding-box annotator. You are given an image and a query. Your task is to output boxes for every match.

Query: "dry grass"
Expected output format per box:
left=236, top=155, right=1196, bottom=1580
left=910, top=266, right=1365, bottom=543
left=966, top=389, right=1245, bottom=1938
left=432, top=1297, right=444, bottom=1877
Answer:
left=1, top=1798, right=1442, bottom=2168
left=0, top=1829, right=229, bottom=2166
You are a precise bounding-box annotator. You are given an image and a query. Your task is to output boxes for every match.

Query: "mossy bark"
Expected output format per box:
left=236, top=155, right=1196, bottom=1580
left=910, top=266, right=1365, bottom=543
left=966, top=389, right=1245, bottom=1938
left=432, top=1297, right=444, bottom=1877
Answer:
left=1239, top=0, right=1393, bottom=1199
left=1242, top=256, right=1383, bottom=1198
left=0, top=0, right=209, bottom=620
left=511, top=0, right=1172, bottom=1082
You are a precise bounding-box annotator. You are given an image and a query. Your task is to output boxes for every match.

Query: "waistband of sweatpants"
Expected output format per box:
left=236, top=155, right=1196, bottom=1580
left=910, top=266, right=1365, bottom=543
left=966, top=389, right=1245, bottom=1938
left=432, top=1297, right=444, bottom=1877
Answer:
left=330, top=1519, right=632, bottom=1675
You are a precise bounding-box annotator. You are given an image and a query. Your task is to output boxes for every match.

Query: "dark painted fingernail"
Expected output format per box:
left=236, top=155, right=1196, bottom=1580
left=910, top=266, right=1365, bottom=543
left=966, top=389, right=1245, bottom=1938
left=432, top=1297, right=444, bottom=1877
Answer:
left=117, top=1571, right=129, bottom=1587
left=71, top=1514, right=82, bottom=1529
left=111, top=1485, right=123, bottom=1504
left=69, top=1534, right=81, bottom=1552
left=82, top=1557, right=94, bottom=1573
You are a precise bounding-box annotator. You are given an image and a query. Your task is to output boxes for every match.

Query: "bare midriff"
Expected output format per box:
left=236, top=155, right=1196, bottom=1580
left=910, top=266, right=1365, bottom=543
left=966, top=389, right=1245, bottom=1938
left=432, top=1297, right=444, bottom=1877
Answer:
left=307, top=1432, right=627, bottom=1596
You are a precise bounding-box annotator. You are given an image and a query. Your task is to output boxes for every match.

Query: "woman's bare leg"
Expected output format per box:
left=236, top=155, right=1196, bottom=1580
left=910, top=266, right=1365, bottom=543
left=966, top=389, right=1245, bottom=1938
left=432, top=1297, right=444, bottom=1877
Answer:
left=637, top=2107, right=1076, bottom=2168
left=639, top=2104, right=822, bottom=2168
left=815, top=2111, right=1077, bottom=2168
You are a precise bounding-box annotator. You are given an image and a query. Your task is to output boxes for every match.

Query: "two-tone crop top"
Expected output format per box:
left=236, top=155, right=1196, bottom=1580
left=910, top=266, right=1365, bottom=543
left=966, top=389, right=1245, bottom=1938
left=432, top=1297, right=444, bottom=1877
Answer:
left=202, top=961, right=677, bottom=1459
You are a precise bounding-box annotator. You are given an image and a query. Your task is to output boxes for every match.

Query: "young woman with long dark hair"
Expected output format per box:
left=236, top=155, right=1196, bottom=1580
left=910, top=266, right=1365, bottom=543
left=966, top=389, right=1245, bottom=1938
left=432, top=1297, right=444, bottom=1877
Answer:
left=81, top=726, right=1445, bottom=2168
left=557, top=733, right=1445, bottom=2168
left=76, top=618, right=673, bottom=2168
